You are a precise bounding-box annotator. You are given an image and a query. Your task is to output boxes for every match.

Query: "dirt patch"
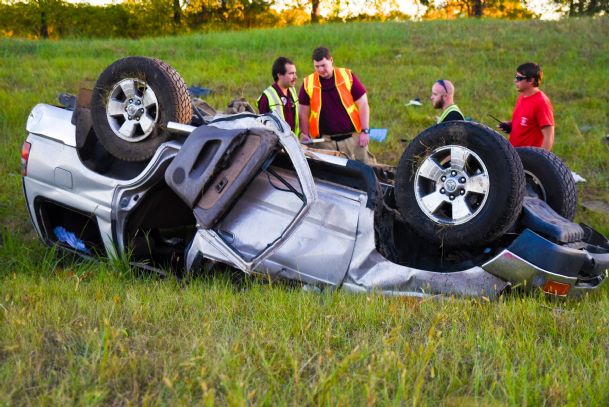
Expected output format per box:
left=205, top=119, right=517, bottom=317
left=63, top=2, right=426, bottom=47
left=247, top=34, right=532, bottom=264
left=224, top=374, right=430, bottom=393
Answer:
left=581, top=199, right=609, bottom=216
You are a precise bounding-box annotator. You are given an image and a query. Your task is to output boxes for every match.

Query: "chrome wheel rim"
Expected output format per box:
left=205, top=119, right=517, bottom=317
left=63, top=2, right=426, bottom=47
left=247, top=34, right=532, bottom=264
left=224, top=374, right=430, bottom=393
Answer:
left=106, top=78, right=159, bottom=142
left=414, top=145, right=490, bottom=225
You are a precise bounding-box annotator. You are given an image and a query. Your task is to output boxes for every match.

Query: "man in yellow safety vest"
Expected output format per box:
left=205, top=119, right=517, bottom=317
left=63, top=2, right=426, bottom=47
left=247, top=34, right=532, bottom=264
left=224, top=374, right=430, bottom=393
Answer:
left=298, top=47, right=375, bottom=165
left=257, top=56, right=299, bottom=134
left=431, top=79, right=465, bottom=123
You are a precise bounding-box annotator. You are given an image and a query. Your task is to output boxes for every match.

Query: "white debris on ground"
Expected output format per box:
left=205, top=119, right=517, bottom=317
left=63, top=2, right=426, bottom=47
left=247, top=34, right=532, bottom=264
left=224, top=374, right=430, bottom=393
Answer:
left=302, top=284, right=322, bottom=294
left=572, top=171, right=586, bottom=183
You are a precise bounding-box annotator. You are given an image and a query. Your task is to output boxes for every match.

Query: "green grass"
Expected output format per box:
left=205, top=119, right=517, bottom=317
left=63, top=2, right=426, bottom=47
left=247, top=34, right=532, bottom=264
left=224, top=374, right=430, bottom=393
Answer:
left=2, top=18, right=609, bottom=404
left=2, top=262, right=609, bottom=405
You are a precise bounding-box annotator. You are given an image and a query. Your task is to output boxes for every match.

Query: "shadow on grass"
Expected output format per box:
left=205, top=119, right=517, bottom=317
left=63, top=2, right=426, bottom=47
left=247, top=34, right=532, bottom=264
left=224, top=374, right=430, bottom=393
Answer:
left=3, top=226, right=606, bottom=303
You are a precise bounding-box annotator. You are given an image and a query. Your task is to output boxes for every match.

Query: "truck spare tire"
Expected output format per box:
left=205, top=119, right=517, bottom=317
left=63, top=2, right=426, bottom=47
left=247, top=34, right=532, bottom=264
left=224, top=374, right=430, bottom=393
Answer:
left=516, top=147, right=577, bottom=220
left=395, top=121, right=525, bottom=248
left=90, top=56, right=192, bottom=162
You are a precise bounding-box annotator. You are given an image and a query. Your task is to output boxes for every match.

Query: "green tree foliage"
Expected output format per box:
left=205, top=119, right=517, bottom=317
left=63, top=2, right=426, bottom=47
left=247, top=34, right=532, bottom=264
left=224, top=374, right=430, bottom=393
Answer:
left=122, top=0, right=181, bottom=35
left=0, top=0, right=64, bottom=38
left=290, top=0, right=408, bottom=23
left=0, top=0, right=139, bottom=38
left=184, top=0, right=278, bottom=30
left=0, top=0, right=546, bottom=39
left=0, top=0, right=279, bottom=38
left=420, top=0, right=536, bottom=18
left=555, top=0, right=609, bottom=15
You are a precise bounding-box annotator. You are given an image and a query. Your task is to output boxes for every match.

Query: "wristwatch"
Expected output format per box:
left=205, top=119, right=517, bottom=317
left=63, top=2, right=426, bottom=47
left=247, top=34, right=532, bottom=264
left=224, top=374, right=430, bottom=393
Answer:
left=362, top=128, right=370, bottom=134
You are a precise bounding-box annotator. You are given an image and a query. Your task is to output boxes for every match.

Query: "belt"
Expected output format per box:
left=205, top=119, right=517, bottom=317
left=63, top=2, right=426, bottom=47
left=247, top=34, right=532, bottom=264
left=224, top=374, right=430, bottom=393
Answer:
left=325, top=133, right=353, bottom=142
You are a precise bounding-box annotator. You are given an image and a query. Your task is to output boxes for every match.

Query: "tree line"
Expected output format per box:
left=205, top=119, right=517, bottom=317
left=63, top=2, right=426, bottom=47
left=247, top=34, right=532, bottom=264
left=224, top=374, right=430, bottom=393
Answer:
left=1, top=0, right=607, bottom=39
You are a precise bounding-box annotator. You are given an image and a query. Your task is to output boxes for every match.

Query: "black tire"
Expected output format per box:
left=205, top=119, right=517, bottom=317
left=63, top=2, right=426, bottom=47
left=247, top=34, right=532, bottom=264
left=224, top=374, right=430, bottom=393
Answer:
left=395, top=121, right=525, bottom=248
left=91, top=57, right=192, bottom=162
left=516, top=147, right=577, bottom=220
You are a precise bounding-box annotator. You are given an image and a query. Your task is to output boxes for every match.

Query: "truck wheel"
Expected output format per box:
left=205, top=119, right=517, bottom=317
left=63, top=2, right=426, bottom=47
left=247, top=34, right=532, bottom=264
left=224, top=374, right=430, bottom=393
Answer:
left=395, top=121, right=525, bottom=248
left=90, top=57, right=192, bottom=162
left=516, top=147, right=577, bottom=220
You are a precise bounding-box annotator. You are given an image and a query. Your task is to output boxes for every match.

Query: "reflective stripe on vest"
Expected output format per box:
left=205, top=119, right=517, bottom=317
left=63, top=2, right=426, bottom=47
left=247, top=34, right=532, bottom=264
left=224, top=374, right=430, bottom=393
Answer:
left=257, top=85, right=300, bottom=134
left=303, top=68, right=361, bottom=138
left=437, top=104, right=464, bottom=123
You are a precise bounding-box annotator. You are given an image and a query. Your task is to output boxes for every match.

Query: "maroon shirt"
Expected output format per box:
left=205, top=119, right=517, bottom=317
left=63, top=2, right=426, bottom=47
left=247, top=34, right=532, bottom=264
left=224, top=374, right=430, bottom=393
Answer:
left=298, top=71, right=366, bottom=135
left=257, top=83, right=297, bottom=131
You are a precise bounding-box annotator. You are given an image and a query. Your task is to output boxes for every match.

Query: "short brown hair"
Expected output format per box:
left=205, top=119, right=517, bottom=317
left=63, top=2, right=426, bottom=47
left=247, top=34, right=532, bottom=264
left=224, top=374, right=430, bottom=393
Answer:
left=517, top=62, right=543, bottom=87
left=312, top=47, right=331, bottom=61
left=272, top=56, right=294, bottom=82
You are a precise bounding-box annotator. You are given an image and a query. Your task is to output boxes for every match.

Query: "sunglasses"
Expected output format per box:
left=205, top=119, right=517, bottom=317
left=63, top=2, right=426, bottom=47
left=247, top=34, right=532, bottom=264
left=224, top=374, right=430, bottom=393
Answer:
left=515, top=75, right=529, bottom=82
left=436, top=79, right=448, bottom=93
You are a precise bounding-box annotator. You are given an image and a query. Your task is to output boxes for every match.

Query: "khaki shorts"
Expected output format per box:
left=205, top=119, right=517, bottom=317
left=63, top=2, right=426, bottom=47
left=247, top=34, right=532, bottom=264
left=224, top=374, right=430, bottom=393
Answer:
left=315, top=134, right=377, bottom=165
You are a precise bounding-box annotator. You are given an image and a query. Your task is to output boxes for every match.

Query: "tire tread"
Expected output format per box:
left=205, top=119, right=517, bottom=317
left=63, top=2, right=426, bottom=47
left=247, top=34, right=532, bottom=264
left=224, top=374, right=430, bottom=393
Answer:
left=516, top=147, right=577, bottom=220
left=91, top=56, right=192, bottom=162
left=395, top=121, right=525, bottom=248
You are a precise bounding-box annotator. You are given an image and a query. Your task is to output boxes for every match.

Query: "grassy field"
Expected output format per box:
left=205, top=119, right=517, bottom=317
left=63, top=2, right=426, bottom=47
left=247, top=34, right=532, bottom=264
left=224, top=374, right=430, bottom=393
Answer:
left=1, top=18, right=609, bottom=404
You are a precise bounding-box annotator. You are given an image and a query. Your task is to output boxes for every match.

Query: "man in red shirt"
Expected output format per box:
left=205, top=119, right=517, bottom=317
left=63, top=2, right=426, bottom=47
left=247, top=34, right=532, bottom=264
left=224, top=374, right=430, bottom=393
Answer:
left=498, top=62, right=555, bottom=151
left=298, top=47, right=375, bottom=164
left=257, top=57, right=299, bottom=133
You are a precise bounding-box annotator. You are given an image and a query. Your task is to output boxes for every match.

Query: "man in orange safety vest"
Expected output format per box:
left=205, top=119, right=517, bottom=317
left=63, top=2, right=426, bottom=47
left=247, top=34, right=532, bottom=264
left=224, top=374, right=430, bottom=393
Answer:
left=298, top=47, right=375, bottom=165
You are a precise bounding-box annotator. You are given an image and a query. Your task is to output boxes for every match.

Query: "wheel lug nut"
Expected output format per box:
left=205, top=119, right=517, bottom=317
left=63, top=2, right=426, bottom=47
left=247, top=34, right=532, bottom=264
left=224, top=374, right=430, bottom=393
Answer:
left=129, top=99, right=133, bottom=103
left=136, top=100, right=141, bottom=105
left=451, top=170, right=457, bottom=176
left=128, top=116, right=132, bottom=120
left=459, top=177, right=466, bottom=183
left=460, top=190, right=465, bottom=195
left=441, top=176, right=446, bottom=182
left=449, top=195, right=455, bottom=200
left=139, top=108, right=144, bottom=113
left=440, top=188, right=446, bottom=194
left=136, top=117, right=140, bottom=121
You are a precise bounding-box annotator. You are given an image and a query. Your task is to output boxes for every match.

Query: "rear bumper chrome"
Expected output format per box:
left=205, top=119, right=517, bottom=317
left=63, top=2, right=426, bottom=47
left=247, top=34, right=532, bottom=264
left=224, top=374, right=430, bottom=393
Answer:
left=483, top=229, right=608, bottom=297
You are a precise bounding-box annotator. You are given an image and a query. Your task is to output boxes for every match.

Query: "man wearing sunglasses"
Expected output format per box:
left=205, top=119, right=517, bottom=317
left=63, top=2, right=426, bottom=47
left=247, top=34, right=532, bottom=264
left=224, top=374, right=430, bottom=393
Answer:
left=431, top=79, right=464, bottom=123
left=498, top=62, right=554, bottom=151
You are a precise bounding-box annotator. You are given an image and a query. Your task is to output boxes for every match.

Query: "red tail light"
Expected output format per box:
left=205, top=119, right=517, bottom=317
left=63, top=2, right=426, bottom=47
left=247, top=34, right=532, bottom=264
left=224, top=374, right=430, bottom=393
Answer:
left=21, top=141, right=31, bottom=176
left=543, top=280, right=571, bottom=297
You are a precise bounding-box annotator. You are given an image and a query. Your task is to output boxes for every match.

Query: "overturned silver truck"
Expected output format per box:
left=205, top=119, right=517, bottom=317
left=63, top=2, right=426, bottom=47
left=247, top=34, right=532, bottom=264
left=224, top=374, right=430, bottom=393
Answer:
left=21, top=57, right=609, bottom=298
